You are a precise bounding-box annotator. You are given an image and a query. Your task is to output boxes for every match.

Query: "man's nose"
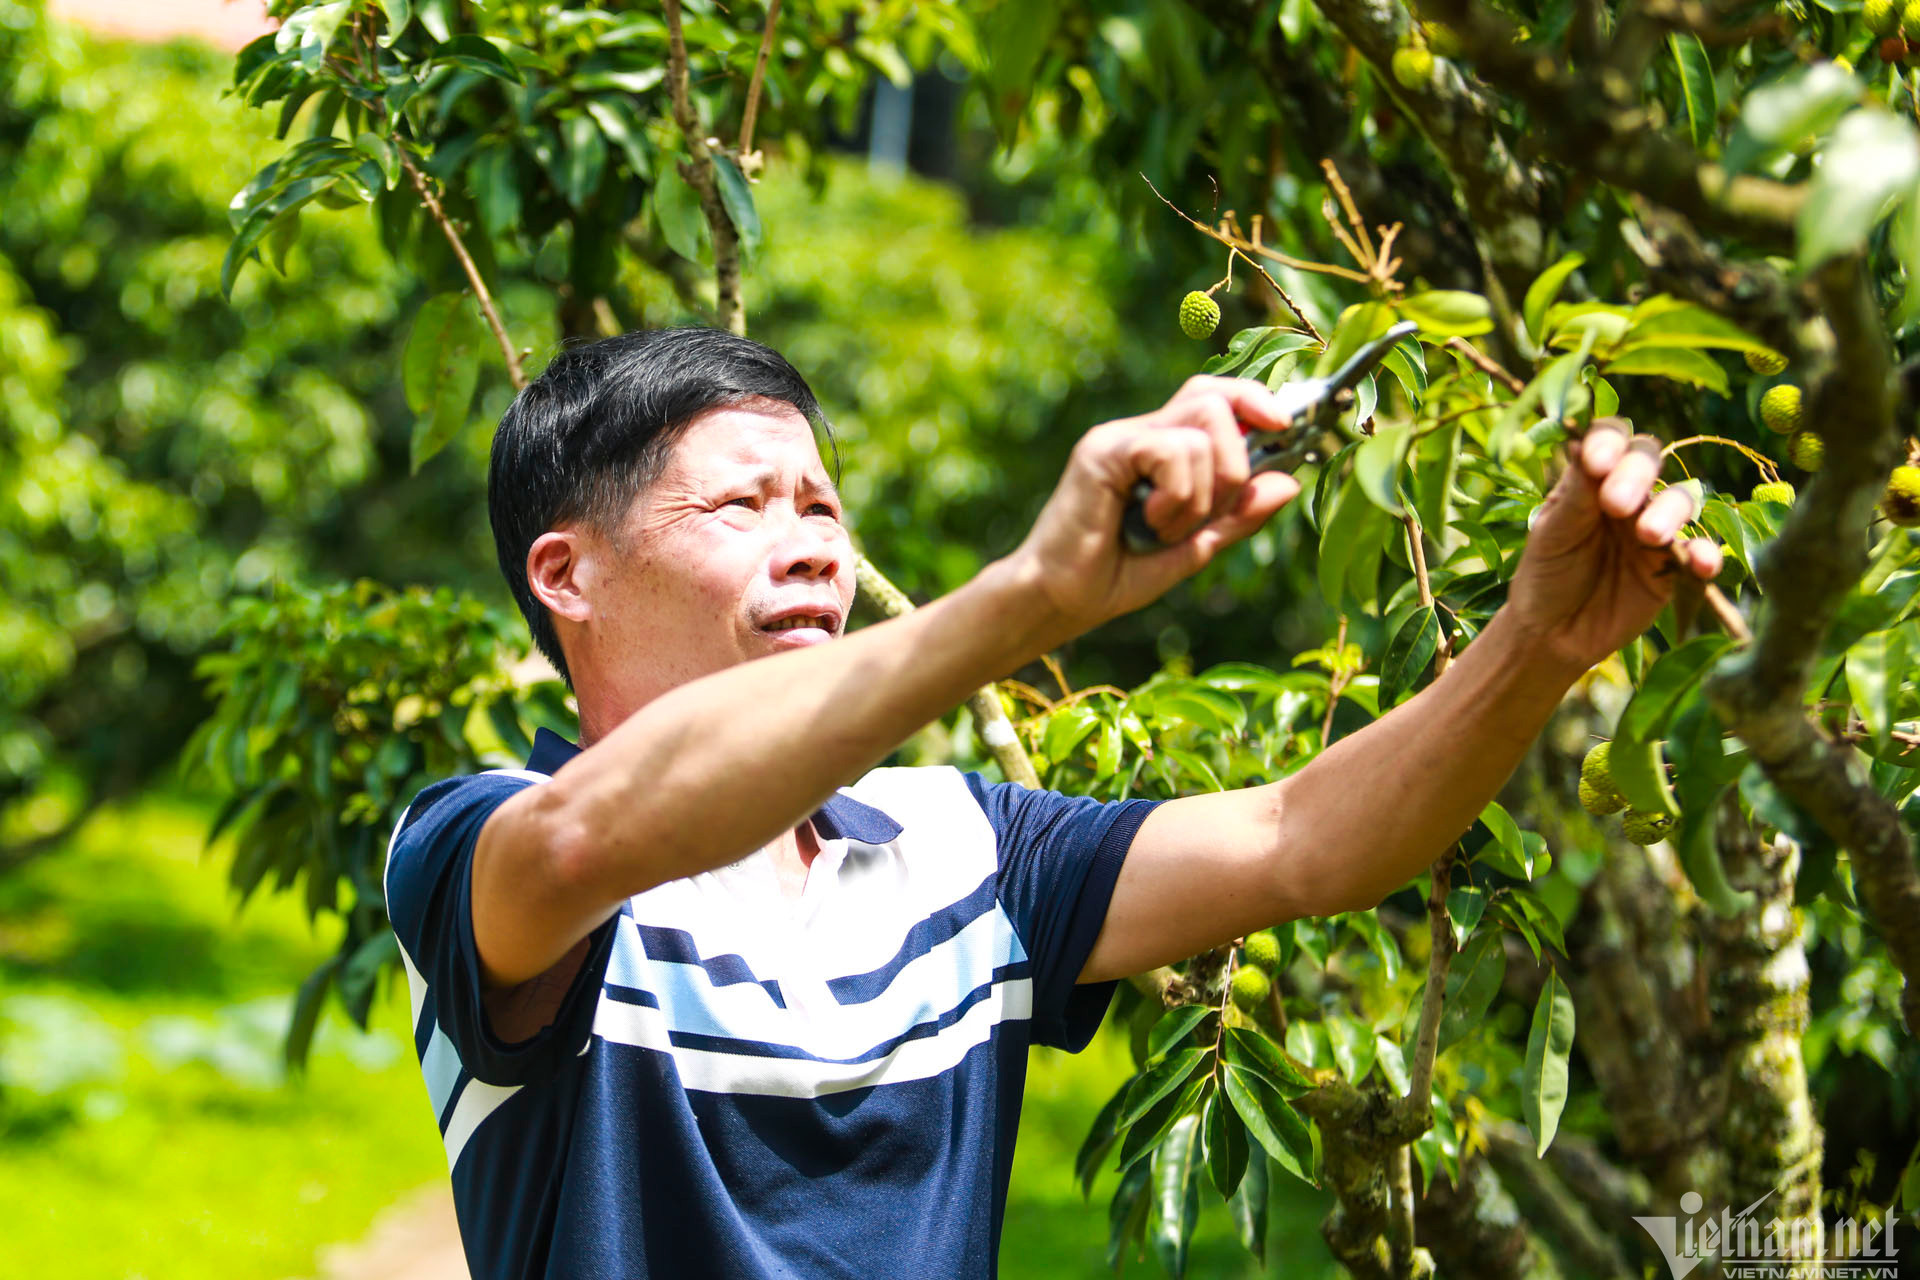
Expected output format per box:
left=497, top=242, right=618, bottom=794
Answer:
left=773, top=518, right=844, bottom=582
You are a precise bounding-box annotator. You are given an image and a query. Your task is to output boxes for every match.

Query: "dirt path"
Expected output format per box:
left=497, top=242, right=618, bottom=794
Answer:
left=310, top=1184, right=469, bottom=1280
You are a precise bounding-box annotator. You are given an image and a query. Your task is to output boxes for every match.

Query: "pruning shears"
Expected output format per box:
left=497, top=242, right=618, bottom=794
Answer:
left=1122, top=320, right=1421, bottom=554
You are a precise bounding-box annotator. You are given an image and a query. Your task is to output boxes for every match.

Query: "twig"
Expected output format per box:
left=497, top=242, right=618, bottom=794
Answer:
left=1387, top=1145, right=1417, bottom=1269
left=1445, top=336, right=1526, bottom=396
left=852, top=557, right=1039, bottom=789
left=1142, top=174, right=1333, bottom=340
left=403, top=154, right=525, bottom=391
left=737, top=0, right=782, bottom=165
left=663, top=0, right=746, bottom=334
left=1400, top=844, right=1458, bottom=1124
left=1403, top=510, right=1455, bottom=675
left=1321, top=614, right=1351, bottom=744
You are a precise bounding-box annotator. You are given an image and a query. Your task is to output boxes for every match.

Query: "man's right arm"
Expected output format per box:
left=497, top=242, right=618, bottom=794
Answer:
left=469, top=375, right=1300, bottom=991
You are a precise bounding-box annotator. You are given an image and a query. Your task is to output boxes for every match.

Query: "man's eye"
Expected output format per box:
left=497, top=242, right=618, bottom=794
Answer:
left=808, top=503, right=840, bottom=519
left=725, top=497, right=756, bottom=509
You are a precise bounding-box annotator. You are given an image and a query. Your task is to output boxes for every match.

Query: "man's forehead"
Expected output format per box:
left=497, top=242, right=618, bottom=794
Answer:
left=677, top=404, right=832, bottom=482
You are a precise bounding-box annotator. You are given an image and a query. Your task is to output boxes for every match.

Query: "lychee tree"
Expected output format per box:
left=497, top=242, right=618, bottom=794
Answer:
left=195, top=0, right=1920, bottom=1276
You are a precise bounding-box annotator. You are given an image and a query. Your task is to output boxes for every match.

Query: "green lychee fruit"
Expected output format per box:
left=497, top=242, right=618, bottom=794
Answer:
left=1230, top=965, right=1273, bottom=1013
left=1759, top=384, right=1803, bottom=434
left=1866, top=0, right=1898, bottom=35
left=1882, top=465, right=1920, bottom=527
left=1621, top=809, right=1676, bottom=846
left=1901, top=0, right=1920, bottom=41
left=1241, top=929, right=1283, bottom=973
left=1752, top=480, right=1796, bottom=505
left=1392, top=45, right=1435, bottom=89
left=1178, top=290, right=1221, bottom=340
left=1579, top=776, right=1626, bottom=817
left=1744, top=348, right=1789, bottom=376
left=1788, top=430, right=1825, bottom=472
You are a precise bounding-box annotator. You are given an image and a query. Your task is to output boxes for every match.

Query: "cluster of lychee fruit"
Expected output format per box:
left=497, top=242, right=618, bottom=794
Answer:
left=1864, top=0, right=1920, bottom=63
left=1229, top=927, right=1284, bottom=1013
left=1747, top=352, right=1920, bottom=525
left=1578, top=742, right=1676, bottom=845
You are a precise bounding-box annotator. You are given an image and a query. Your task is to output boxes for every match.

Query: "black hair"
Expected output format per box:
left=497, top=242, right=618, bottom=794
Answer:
left=487, top=326, right=835, bottom=686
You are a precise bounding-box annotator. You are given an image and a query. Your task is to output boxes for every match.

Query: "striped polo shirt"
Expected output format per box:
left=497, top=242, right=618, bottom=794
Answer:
left=383, top=728, right=1159, bottom=1279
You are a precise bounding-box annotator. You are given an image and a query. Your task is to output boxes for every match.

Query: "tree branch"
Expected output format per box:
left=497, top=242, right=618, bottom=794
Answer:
left=1401, top=846, right=1457, bottom=1123
left=737, top=0, right=782, bottom=163
left=851, top=556, right=1039, bottom=789
left=1414, top=0, right=1804, bottom=251
left=1703, top=257, right=1920, bottom=1033
left=663, top=0, right=745, bottom=335
left=401, top=157, right=525, bottom=391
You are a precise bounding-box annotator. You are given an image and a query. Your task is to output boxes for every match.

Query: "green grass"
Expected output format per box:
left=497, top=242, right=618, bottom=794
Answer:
left=0, top=794, right=447, bottom=1279
left=0, top=794, right=1336, bottom=1278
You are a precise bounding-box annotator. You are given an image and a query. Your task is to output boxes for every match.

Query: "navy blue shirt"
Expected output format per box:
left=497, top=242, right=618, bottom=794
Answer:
left=384, top=729, right=1159, bottom=1279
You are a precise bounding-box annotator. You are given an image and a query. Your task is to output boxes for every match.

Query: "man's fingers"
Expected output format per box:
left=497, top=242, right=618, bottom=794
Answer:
left=1184, top=472, right=1299, bottom=566
left=1636, top=483, right=1699, bottom=547
left=1597, top=433, right=1666, bottom=519
left=1577, top=416, right=1633, bottom=477
left=1172, top=374, right=1293, bottom=434
left=1676, top=536, right=1723, bottom=580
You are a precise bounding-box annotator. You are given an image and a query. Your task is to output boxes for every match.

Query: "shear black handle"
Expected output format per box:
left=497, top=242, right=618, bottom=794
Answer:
left=1122, top=479, right=1164, bottom=554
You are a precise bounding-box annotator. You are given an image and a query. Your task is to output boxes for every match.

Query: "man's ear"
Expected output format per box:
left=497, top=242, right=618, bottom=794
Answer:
left=527, top=529, right=593, bottom=624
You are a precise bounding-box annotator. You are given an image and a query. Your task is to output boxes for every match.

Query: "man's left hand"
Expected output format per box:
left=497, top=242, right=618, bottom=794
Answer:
left=1506, top=416, right=1725, bottom=675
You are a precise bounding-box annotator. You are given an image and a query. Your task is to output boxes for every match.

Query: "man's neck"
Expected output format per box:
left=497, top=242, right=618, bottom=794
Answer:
left=767, top=820, right=822, bottom=902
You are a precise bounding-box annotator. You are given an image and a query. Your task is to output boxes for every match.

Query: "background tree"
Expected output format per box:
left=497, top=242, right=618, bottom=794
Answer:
left=186, top=0, right=1920, bottom=1275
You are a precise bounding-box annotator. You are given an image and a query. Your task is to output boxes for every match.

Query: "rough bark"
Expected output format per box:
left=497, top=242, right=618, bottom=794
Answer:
left=1416, top=1157, right=1565, bottom=1280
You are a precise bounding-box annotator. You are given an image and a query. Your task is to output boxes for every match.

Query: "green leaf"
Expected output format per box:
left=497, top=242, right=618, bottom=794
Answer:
left=583, top=98, right=652, bottom=180
left=1475, top=801, right=1531, bottom=878
left=434, top=34, right=524, bottom=84
left=1522, top=970, right=1576, bottom=1156
left=1615, top=300, right=1768, bottom=356
left=1205, top=1092, right=1250, bottom=1198
left=1228, top=1145, right=1269, bottom=1262
left=1221, top=1063, right=1315, bottom=1184
left=1107, top=1158, right=1152, bottom=1271
left=1375, top=1035, right=1410, bottom=1095
left=1380, top=606, right=1439, bottom=707
left=221, top=173, right=338, bottom=295
left=1152, top=1113, right=1204, bottom=1279
left=557, top=112, right=608, bottom=210
left=1798, top=110, right=1920, bottom=271
left=1847, top=629, right=1903, bottom=750
left=284, top=955, right=339, bottom=1069
left=1317, top=477, right=1385, bottom=609
left=1742, top=61, right=1859, bottom=150
left=653, top=164, right=708, bottom=265
left=1397, top=290, right=1493, bottom=338
left=1670, top=34, right=1718, bottom=151
left=1042, top=703, right=1100, bottom=762
left=1117, top=1076, right=1206, bottom=1172
left=1147, top=1004, right=1213, bottom=1060
left=1315, top=303, right=1393, bottom=377
left=1602, top=344, right=1729, bottom=395
left=468, top=145, right=521, bottom=239
left=712, top=154, right=764, bottom=260
left=1619, top=635, right=1735, bottom=742
left=1353, top=421, right=1411, bottom=515
left=1609, top=733, right=1679, bottom=819
left=1075, top=1080, right=1130, bottom=1196
left=1325, top=1013, right=1376, bottom=1083
left=1436, top=928, right=1505, bottom=1051
left=1674, top=787, right=1754, bottom=917
left=354, top=132, right=401, bottom=190
left=404, top=292, right=485, bottom=471
left=374, top=0, right=413, bottom=43
left=1446, top=885, right=1487, bottom=950
left=1522, top=253, right=1585, bottom=353
left=1411, top=418, right=1461, bottom=537
left=1224, top=1026, right=1316, bottom=1095
left=1380, top=334, right=1428, bottom=406
left=1120, top=1047, right=1209, bottom=1128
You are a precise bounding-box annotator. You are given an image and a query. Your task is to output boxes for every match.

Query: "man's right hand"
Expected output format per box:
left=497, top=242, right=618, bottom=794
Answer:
left=1012, top=375, right=1301, bottom=643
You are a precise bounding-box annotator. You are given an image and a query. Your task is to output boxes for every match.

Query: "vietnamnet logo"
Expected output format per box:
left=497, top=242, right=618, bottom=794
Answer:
left=1632, top=1190, right=1902, bottom=1279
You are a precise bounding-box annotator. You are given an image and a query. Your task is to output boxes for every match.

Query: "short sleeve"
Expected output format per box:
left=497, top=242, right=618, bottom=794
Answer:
left=384, top=772, right=619, bottom=1086
left=962, top=774, right=1161, bottom=1052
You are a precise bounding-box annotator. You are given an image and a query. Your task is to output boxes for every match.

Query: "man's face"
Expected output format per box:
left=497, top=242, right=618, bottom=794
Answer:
left=580, top=397, right=856, bottom=698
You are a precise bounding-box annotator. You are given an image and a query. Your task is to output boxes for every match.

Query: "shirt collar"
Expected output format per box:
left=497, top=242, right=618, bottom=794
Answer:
left=524, top=727, right=904, bottom=844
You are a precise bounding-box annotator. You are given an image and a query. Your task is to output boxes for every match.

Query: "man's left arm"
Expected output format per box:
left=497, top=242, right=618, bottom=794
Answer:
left=1079, top=419, right=1722, bottom=983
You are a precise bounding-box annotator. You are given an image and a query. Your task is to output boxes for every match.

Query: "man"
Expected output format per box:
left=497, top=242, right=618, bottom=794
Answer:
left=386, top=326, right=1718, bottom=1279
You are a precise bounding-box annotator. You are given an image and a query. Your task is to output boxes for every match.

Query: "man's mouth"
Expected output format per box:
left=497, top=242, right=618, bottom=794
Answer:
left=762, top=614, right=834, bottom=634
